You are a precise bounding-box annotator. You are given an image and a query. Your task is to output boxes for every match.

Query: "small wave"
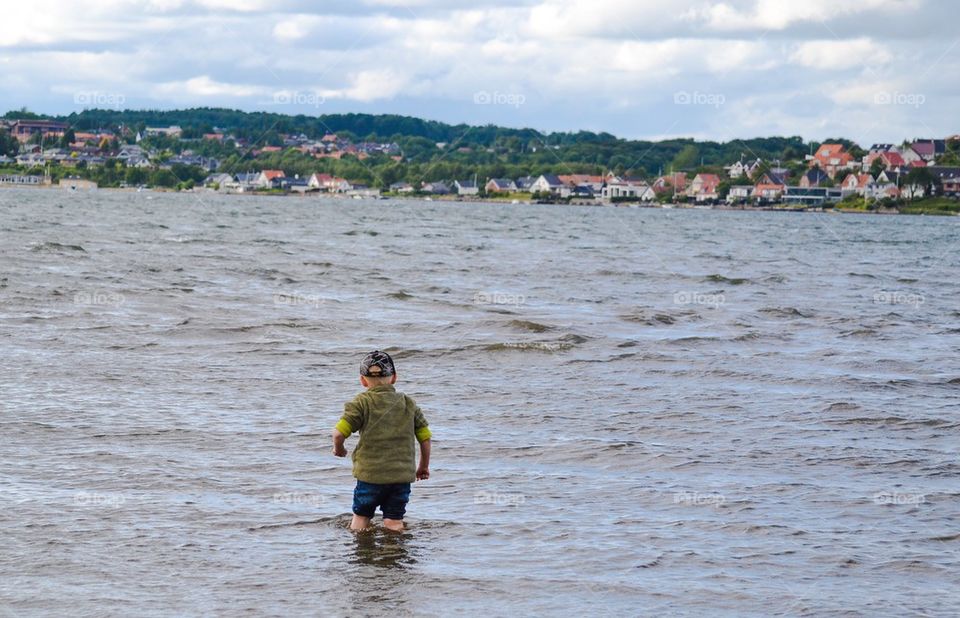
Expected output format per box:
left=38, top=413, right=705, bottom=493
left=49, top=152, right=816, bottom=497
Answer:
left=343, top=230, right=379, bottom=237
left=827, top=415, right=957, bottom=428
left=249, top=516, right=341, bottom=531
left=621, top=312, right=678, bottom=326
left=926, top=532, right=960, bottom=542
left=387, top=291, right=414, bottom=300
left=823, top=402, right=861, bottom=412
left=483, top=339, right=579, bottom=353
left=31, top=242, right=85, bottom=252
left=507, top=319, right=553, bottom=333
left=107, top=342, right=159, bottom=350
left=596, top=269, right=645, bottom=276
left=567, top=353, right=637, bottom=364
left=217, top=321, right=312, bottom=332
left=704, top=274, right=749, bottom=285
left=166, top=238, right=211, bottom=244
left=665, top=336, right=721, bottom=345
left=635, top=555, right=663, bottom=569
left=758, top=307, right=813, bottom=319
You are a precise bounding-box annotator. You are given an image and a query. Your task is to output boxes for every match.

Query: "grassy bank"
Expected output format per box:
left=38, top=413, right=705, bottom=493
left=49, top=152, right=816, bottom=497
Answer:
left=899, top=198, right=960, bottom=216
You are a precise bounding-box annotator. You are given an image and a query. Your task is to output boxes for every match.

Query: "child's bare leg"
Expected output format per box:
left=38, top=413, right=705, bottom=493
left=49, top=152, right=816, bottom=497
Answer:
left=350, top=514, right=372, bottom=530
left=382, top=518, right=404, bottom=532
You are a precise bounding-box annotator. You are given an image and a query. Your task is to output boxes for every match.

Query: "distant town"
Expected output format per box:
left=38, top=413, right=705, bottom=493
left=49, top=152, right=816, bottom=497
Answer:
left=1, top=114, right=958, bottom=215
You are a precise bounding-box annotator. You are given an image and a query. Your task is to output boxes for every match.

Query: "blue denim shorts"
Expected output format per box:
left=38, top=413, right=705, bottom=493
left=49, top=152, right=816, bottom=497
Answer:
left=352, top=480, right=412, bottom=520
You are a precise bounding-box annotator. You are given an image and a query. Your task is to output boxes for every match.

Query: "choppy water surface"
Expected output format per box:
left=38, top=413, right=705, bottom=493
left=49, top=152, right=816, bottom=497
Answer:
left=1, top=189, right=958, bottom=616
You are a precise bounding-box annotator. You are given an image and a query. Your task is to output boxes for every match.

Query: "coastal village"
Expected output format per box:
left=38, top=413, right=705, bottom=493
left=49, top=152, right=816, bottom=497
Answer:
left=1, top=118, right=958, bottom=211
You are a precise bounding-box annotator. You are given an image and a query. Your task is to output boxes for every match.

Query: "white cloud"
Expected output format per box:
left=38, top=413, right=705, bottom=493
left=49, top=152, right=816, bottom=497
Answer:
left=321, top=70, right=410, bottom=102
left=700, top=0, right=920, bottom=31
left=273, top=19, right=311, bottom=41
left=790, top=38, right=892, bottom=70
left=153, top=75, right=267, bottom=98
left=0, top=0, right=956, bottom=144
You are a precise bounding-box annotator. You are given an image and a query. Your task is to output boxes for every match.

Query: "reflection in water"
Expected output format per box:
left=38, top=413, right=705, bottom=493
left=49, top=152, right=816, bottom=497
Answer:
left=341, top=529, right=424, bottom=614
left=351, top=529, right=416, bottom=569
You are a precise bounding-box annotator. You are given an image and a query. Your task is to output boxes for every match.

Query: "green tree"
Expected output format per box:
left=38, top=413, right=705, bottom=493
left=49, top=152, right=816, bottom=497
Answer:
left=670, top=145, right=699, bottom=172
left=905, top=167, right=938, bottom=199
left=60, top=129, right=76, bottom=149
left=717, top=179, right=734, bottom=200
left=125, top=167, right=149, bottom=186
left=149, top=169, right=178, bottom=187
left=0, top=130, right=18, bottom=157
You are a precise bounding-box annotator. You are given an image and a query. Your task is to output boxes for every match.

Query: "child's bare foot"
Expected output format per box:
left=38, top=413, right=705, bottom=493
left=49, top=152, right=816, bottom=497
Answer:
left=350, top=515, right=372, bottom=531
left=382, top=518, right=404, bottom=532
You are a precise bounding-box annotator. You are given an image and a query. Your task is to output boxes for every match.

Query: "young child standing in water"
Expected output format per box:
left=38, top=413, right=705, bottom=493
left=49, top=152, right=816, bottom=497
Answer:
left=332, top=350, right=432, bottom=531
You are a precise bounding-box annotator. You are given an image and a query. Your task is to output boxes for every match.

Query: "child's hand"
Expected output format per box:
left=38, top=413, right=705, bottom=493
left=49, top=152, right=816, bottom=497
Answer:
left=333, top=444, right=347, bottom=457
left=416, top=466, right=430, bottom=481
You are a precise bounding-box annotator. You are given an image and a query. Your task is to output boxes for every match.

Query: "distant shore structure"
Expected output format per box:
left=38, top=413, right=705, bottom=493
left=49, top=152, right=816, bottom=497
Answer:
left=59, top=177, right=98, bottom=191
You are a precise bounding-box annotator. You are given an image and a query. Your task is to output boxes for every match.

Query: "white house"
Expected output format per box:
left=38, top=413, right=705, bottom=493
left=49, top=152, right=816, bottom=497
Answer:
left=454, top=180, right=479, bottom=196
left=530, top=174, right=567, bottom=196
left=204, top=173, right=234, bottom=189
left=841, top=173, right=876, bottom=196
left=899, top=146, right=924, bottom=166
left=389, top=182, right=415, bottom=193
left=725, top=158, right=763, bottom=179
left=687, top=173, right=722, bottom=202
left=726, top=185, right=753, bottom=203
left=485, top=178, right=517, bottom=193
left=601, top=180, right=655, bottom=201
left=145, top=126, right=183, bottom=138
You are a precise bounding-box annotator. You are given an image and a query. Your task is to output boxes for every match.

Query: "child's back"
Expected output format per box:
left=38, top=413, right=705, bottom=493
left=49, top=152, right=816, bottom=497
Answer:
left=332, top=351, right=431, bottom=531
left=340, top=383, right=430, bottom=484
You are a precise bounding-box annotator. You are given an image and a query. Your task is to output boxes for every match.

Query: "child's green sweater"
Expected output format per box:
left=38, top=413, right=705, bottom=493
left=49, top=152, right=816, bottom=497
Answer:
left=335, top=384, right=432, bottom=484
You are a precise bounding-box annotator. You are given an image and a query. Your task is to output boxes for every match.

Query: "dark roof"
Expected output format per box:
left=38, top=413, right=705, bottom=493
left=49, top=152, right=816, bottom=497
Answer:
left=912, top=139, right=946, bottom=155
left=805, top=168, right=829, bottom=183
left=11, top=119, right=69, bottom=129
left=540, top=174, right=563, bottom=186
left=926, top=166, right=960, bottom=179
left=765, top=171, right=789, bottom=186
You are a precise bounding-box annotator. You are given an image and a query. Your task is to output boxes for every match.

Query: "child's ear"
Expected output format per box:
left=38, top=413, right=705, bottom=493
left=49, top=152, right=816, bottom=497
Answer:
left=360, top=376, right=368, bottom=387
left=390, top=374, right=397, bottom=384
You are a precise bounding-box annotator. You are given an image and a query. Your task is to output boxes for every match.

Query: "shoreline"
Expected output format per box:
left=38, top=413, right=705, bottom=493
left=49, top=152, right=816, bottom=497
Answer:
left=0, top=183, right=949, bottom=216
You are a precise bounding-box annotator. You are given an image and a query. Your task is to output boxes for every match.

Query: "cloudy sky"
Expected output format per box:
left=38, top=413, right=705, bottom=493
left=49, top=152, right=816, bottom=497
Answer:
left=1, top=0, right=956, bottom=143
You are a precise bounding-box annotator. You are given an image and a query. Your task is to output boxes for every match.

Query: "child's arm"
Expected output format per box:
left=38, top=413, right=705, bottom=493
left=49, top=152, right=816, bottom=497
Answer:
left=332, top=397, right=365, bottom=457
left=409, top=397, right=432, bottom=480
left=416, top=439, right=431, bottom=480
left=332, top=428, right=348, bottom=457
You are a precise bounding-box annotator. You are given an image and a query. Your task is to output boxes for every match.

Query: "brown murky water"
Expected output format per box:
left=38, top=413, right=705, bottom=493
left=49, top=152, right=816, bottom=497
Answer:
left=1, top=189, right=958, bottom=616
